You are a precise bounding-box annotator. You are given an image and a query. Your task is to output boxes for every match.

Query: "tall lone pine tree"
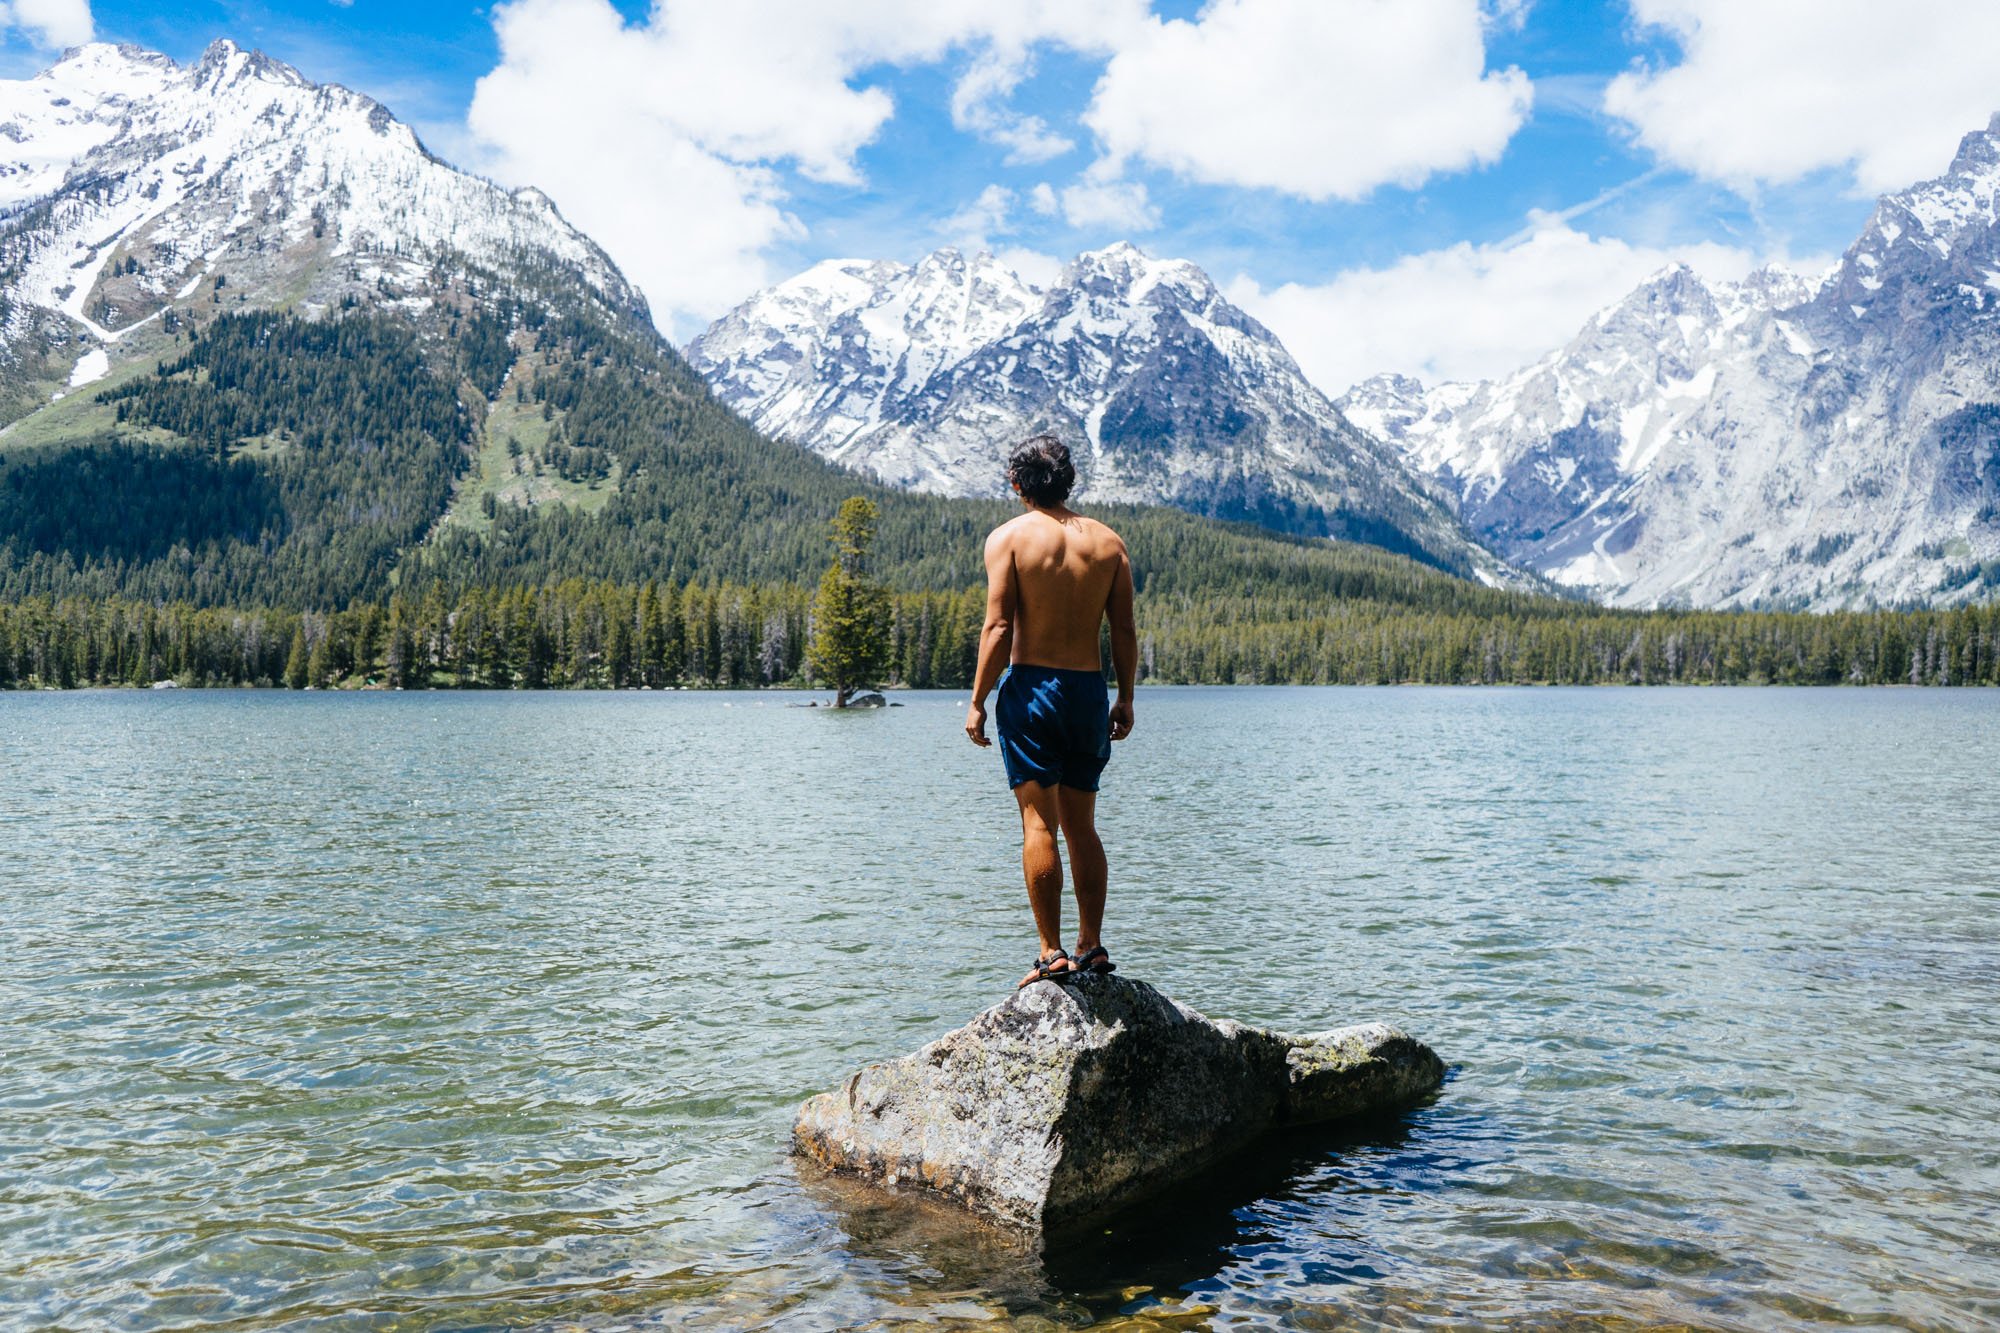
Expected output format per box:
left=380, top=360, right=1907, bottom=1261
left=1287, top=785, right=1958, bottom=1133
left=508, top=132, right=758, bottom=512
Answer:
left=808, top=497, right=891, bottom=707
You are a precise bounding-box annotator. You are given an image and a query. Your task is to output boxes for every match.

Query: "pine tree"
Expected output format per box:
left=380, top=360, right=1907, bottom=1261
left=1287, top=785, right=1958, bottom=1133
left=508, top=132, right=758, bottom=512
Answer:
left=307, top=633, right=333, bottom=689
left=807, top=497, right=890, bottom=706
left=283, top=625, right=309, bottom=689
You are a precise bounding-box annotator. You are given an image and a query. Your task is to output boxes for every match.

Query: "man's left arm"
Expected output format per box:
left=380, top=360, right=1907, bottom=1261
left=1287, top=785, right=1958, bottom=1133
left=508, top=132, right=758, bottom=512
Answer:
left=1107, top=545, right=1137, bottom=740
left=965, top=530, right=1017, bottom=747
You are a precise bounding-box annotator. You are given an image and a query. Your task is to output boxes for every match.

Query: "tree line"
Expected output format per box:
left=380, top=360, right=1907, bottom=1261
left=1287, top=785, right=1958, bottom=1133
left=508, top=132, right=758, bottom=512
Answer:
left=2, top=580, right=1995, bottom=690
left=4, top=276, right=1997, bottom=694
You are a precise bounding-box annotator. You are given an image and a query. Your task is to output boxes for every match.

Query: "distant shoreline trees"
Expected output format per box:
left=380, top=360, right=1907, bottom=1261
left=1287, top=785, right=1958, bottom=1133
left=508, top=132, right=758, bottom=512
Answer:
left=3, top=304, right=1997, bottom=694
left=0, top=582, right=1994, bottom=690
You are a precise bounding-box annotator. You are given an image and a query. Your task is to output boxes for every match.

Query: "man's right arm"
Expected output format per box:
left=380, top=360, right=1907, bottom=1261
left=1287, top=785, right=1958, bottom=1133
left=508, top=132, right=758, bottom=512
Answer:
left=1107, top=544, right=1137, bottom=741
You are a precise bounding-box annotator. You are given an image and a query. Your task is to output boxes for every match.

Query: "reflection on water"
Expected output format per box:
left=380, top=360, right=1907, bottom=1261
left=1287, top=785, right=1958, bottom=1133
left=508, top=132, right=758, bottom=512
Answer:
left=793, top=1111, right=1435, bottom=1327
left=3, top=687, right=2000, bottom=1328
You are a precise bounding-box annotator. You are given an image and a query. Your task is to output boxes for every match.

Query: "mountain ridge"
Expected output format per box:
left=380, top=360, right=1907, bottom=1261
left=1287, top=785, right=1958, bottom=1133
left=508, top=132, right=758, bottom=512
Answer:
left=1339, top=116, right=2000, bottom=610
left=688, top=240, right=1515, bottom=583
left=0, top=36, right=643, bottom=415
left=0, top=37, right=1530, bottom=624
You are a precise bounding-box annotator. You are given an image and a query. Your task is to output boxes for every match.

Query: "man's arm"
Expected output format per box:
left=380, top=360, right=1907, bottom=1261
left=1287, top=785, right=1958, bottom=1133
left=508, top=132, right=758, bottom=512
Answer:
left=1107, top=545, right=1137, bottom=741
left=964, top=528, right=1017, bottom=748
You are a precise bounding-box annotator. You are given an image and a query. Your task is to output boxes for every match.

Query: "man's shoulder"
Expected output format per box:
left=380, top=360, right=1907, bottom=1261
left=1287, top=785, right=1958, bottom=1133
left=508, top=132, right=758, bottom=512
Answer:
left=984, top=513, right=1034, bottom=553
left=1077, top=514, right=1128, bottom=555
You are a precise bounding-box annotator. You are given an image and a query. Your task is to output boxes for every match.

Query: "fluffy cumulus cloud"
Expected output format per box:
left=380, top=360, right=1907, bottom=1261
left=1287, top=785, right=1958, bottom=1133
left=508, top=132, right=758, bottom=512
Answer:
left=1606, top=0, right=2000, bottom=192
left=939, top=184, right=1017, bottom=246
left=1083, top=0, right=1532, bottom=200
left=951, top=50, right=1074, bottom=164
left=468, top=0, right=1146, bottom=332
left=1058, top=175, right=1159, bottom=231
left=995, top=246, right=1064, bottom=288
left=4, top=0, right=92, bottom=47
left=1227, top=217, right=1768, bottom=391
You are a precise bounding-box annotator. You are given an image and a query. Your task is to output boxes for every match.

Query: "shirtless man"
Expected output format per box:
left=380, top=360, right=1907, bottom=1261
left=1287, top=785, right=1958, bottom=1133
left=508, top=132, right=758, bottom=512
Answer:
left=964, top=434, right=1138, bottom=990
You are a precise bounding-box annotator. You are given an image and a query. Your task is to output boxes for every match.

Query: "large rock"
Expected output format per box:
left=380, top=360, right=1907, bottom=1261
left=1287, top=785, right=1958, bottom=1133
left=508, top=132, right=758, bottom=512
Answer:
left=791, top=973, right=1444, bottom=1231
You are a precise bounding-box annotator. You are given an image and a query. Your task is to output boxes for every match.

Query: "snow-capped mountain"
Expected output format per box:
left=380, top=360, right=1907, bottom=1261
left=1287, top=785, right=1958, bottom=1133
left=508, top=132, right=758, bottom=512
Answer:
left=1342, top=116, right=2000, bottom=609
left=0, top=39, right=640, bottom=413
left=689, top=243, right=1508, bottom=579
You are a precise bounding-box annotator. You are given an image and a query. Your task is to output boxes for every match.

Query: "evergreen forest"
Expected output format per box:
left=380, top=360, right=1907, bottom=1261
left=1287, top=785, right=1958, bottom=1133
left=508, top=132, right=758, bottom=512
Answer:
left=2, top=290, right=1996, bottom=691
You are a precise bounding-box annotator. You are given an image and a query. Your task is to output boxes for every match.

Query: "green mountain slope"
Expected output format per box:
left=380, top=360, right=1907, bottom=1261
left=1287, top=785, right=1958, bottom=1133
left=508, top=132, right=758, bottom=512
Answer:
left=0, top=272, right=1533, bottom=619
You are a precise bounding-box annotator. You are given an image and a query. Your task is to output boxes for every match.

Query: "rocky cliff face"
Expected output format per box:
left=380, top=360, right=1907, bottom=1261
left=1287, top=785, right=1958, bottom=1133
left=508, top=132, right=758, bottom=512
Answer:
left=690, top=243, right=1512, bottom=580
left=0, top=40, right=642, bottom=416
left=1342, top=118, right=2000, bottom=609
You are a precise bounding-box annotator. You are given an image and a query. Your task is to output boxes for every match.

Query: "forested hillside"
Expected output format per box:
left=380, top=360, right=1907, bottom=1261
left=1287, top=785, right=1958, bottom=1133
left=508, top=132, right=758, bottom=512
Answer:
left=3, top=288, right=1998, bottom=689
left=0, top=289, right=1533, bottom=610
left=0, top=37, right=1995, bottom=692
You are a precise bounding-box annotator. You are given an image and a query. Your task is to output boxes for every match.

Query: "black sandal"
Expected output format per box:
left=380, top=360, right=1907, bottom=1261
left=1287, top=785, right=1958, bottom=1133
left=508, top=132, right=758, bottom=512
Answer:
left=1073, top=945, right=1116, bottom=975
left=1019, top=949, right=1076, bottom=989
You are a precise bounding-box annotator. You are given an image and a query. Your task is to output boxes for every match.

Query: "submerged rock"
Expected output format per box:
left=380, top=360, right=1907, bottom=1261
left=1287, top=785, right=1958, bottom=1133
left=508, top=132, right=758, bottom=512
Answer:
left=792, top=973, right=1443, bottom=1231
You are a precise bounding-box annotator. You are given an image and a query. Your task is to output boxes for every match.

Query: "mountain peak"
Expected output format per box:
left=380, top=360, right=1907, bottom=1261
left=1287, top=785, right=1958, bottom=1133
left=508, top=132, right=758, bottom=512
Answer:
left=192, top=37, right=308, bottom=89
left=688, top=243, right=1500, bottom=581
left=1946, top=113, right=2000, bottom=179
left=1060, top=242, right=1216, bottom=309
left=1350, top=115, right=2000, bottom=610
left=0, top=36, right=640, bottom=332
left=40, top=41, right=177, bottom=93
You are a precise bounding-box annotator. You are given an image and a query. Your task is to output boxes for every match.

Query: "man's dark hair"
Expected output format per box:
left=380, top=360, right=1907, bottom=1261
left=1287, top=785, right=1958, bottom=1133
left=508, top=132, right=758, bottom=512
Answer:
left=1007, top=434, right=1077, bottom=507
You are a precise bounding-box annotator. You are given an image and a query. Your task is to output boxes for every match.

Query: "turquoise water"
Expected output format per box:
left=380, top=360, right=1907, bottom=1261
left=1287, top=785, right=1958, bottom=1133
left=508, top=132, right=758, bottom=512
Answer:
left=3, top=688, right=1998, bottom=1329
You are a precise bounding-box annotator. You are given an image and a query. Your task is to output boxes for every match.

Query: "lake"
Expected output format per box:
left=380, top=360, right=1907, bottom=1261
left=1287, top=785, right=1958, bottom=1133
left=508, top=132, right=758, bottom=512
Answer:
left=3, top=688, right=1998, bottom=1329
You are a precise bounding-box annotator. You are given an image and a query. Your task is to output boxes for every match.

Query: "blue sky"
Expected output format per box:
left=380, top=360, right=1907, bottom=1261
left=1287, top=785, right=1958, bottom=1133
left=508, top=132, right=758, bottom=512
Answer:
left=11, top=1, right=2000, bottom=390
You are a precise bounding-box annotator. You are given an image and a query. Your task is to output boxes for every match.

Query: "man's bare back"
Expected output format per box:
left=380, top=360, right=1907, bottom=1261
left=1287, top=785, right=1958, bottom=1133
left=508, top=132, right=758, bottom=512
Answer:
left=964, top=502, right=1137, bottom=753
left=963, top=435, right=1138, bottom=991
left=987, top=507, right=1133, bottom=674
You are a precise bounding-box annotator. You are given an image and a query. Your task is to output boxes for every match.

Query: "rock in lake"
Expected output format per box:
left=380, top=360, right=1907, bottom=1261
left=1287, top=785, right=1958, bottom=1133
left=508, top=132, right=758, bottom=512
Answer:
left=791, top=972, right=1444, bottom=1231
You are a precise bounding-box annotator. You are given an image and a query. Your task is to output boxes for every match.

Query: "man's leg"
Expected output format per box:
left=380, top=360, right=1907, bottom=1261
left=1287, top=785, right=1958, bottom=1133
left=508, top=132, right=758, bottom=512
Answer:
left=1056, top=786, right=1107, bottom=958
left=1014, top=781, right=1069, bottom=982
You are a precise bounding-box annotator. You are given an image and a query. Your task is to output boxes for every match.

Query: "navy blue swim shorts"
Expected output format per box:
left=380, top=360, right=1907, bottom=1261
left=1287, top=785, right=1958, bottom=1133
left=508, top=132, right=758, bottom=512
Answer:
left=994, top=664, right=1112, bottom=792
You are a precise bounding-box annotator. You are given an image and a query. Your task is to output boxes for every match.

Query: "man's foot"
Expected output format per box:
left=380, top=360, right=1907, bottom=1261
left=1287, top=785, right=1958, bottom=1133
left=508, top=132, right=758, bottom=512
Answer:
left=1073, top=944, right=1116, bottom=975
left=1019, top=949, right=1076, bottom=989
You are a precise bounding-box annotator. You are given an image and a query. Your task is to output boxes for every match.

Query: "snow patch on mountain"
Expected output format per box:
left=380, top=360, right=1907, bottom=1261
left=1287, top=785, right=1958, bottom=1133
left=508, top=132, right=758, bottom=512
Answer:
left=0, top=38, right=640, bottom=391
left=1342, top=115, right=2000, bottom=610
left=690, top=242, right=1509, bottom=578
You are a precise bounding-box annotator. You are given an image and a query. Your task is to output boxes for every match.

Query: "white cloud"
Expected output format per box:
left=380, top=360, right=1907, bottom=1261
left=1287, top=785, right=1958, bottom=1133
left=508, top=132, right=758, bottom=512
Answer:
left=940, top=184, right=1016, bottom=246
left=468, top=0, right=802, bottom=331
left=467, top=0, right=1145, bottom=332
left=1605, top=0, right=2000, bottom=192
left=1227, top=217, right=1768, bottom=391
left=1029, top=182, right=1060, bottom=216
left=5, top=0, right=91, bottom=47
left=995, top=246, right=1064, bottom=288
left=1059, top=175, right=1158, bottom=231
left=951, top=49, right=1073, bottom=164
left=1083, top=0, right=1532, bottom=200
